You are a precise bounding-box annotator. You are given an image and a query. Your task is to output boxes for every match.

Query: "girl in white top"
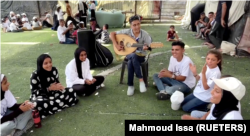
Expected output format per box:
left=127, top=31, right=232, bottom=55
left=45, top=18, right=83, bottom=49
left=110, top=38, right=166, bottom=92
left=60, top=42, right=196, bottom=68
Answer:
left=65, top=47, right=105, bottom=96
left=181, top=76, right=245, bottom=120
left=21, top=13, right=29, bottom=22
left=1, top=74, right=34, bottom=136
left=55, top=5, right=65, bottom=21
left=181, top=50, right=222, bottom=112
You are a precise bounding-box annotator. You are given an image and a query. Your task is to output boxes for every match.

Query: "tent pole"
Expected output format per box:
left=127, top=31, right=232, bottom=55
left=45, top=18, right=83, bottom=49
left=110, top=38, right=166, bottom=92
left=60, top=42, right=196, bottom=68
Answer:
left=37, top=0, right=41, bottom=18
left=135, top=1, right=137, bottom=15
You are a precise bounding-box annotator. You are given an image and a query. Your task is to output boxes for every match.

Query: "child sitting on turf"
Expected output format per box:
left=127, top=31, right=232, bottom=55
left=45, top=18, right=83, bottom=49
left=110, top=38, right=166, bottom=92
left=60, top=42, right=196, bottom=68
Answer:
left=22, top=18, right=32, bottom=31
left=72, top=21, right=87, bottom=45
left=96, top=24, right=110, bottom=44
left=1, top=74, right=34, bottom=136
left=57, top=19, right=75, bottom=44
left=166, top=25, right=181, bottom=42
left=32, top=16, right=42, bottom=30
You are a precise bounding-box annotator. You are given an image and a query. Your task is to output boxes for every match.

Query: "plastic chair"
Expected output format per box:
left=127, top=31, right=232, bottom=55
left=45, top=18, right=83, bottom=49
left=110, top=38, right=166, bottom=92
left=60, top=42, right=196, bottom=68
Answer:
left=119, top=52, right=150, bottom=87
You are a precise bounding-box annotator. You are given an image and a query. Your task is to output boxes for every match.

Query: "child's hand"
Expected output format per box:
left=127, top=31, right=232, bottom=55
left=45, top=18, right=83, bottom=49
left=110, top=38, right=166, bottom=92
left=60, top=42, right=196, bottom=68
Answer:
left=202, top=63, right=207, bottom=74
left=189, top=63, right=197, bottom=76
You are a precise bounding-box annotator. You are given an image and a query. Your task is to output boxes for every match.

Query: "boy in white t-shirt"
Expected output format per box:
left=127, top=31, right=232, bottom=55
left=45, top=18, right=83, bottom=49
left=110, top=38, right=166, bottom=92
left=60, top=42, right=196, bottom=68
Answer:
left=9, top=18, right=23, bottom=32
left=57, top=19, right=75, bottom=44
left=153, top=41, right=196, bottom=100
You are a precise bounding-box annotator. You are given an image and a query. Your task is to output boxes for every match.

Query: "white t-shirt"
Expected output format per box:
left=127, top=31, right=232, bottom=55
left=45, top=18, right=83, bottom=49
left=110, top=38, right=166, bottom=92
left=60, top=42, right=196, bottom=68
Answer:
left=23, top=22, right=32, bottom=30
left=45, top=13, right=53, bottom=25
left=168, top=55, right=196, bottom=89
left=32, top=21, right=40, bottom=27
left=10, top=22, right=17, bottom=31
left=22, top=17, right=29, bottom=22
left=206, top=104, right=243, bottom=120
left=2, top=22, right=10, bottom=32
left=65, top=58, right=93, bottom=87
left=56, top=10, right=64, bottom=20
left=90, top=3, right=96, bottom=10
left=1, top=90, right=17, bottom=119
left=57, top=25, right=67, bottom=42
left=193, top=66, right=221, bottom=102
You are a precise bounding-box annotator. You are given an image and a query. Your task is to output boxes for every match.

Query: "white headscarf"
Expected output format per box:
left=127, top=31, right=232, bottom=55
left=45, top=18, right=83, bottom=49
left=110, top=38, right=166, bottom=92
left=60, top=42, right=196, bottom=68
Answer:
left=79, top=0, right=84, bottom=11
left=9, top=11, right=14, bottom=17
left=1, top=74, right=4, bottom=82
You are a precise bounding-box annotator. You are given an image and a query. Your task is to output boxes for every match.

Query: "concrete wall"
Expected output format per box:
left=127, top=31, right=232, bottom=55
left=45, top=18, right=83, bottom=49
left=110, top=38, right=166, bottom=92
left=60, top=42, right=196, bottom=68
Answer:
left=161, top=0, right=187, bottom=19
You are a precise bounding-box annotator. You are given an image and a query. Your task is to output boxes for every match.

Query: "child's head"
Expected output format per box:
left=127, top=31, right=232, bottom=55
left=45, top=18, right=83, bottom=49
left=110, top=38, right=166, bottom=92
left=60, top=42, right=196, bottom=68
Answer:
left=103, top=24, right=109, bottom=30
left=11, top=18, right=16, bottom=23
left=75, top=47, right=87, bottom=62
left=59, top=19, right=65, bottom=26
left=33, top=16, right=38, bottom=22
left=1, top=74, right=10, bottom=91
left=67, top=20, right=73, bottom=28
left=171, top=41, right=185, bottom=59
left=78, top=21, right=85, bottom=29
left=206, top=50, right=222, bottom=71
left=208, top=12, right=214, bottom=19
left=170, top=25, right=175, bottom=31
left=200, top=12, right=205, bottom=19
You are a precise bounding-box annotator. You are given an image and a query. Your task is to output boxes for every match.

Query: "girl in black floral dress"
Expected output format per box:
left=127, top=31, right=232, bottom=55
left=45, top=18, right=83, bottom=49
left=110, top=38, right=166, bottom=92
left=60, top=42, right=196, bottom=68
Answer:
left=30, top=54, right=78, bottom=119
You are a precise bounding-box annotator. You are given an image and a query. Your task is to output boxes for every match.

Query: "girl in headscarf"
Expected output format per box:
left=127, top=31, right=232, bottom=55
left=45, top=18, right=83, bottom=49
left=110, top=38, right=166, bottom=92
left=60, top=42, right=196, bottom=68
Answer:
left=30, top=54, right=78, bottom=119
left=1, top=74, right=34, bottom=136
left=181, top=76, right=245, bottom=120
left=65, top=47, right=104, bottom=96
left=78, top=0, right=88, bottom=27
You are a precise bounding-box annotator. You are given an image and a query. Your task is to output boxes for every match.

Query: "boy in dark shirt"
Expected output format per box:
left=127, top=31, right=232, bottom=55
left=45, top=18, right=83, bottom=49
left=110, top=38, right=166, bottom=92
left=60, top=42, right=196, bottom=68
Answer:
left=166, top=25, right=180, bottom=42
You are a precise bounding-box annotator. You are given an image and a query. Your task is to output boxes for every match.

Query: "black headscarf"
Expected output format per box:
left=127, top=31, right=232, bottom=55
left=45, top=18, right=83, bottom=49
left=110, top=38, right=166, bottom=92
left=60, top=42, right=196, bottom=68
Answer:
left=36, top=54, right=59, bottom=93
left=212, top=90, right=239, bottom=120
left=1, top=74, right=5, bottom=100
left=74, top=47, right=87, bottom=79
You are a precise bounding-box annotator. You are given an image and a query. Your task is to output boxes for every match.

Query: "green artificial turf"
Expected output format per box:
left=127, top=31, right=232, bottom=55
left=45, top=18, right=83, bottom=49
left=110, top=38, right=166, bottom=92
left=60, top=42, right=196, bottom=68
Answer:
left=1, top=22, right=249, bottom=136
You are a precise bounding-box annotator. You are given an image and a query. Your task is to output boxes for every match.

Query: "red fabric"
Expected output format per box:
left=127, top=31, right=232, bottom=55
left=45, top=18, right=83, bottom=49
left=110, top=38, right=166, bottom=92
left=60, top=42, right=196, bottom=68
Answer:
left=72, top=30, right=78, bottom=45
left=167, top=30, right=176, bottom=38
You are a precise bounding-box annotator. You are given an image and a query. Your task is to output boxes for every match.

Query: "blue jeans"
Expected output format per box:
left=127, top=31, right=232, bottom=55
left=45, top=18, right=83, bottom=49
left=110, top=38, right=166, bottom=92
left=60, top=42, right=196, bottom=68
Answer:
left=126, top=53, right=145, bottom=86
left=153, top=73, right=191, bottom=95
left=61, top=38, right=75, bottom=44
left=191, top=110, right=207, bottom=118
left=181, top=93, right=210, bottom=113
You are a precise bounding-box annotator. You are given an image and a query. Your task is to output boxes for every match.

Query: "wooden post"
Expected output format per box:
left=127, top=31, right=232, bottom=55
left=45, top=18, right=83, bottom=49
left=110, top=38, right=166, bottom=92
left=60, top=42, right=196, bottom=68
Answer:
left=159, top=1, right=162, bottom=22
left=37, top=0, right=41, bottom=18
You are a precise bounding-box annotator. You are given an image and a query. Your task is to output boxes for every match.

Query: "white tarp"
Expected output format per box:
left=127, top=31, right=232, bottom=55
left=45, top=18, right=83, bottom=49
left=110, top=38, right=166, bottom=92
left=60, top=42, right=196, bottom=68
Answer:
left=181, top=0, right=205, bottom=29
left=228, top=0, right=246, bottom=27
left=204, top=0, right=218, bottom=16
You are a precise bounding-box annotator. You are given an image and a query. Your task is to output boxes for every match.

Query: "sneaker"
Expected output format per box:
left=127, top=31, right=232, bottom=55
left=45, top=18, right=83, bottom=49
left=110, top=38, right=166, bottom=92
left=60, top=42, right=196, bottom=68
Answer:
left=127, top=86, right=135, bottom=96
left=156, top=92, right=171, bottom=100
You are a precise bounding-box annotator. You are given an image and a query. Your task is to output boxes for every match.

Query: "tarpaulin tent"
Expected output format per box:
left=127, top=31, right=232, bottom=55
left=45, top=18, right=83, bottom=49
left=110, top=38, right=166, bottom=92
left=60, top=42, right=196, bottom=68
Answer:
left=235, top=1, right=250, bottom=57
left=181, top=0, right=204, bottom=29
left=190, top=2, right=205, bottom=32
